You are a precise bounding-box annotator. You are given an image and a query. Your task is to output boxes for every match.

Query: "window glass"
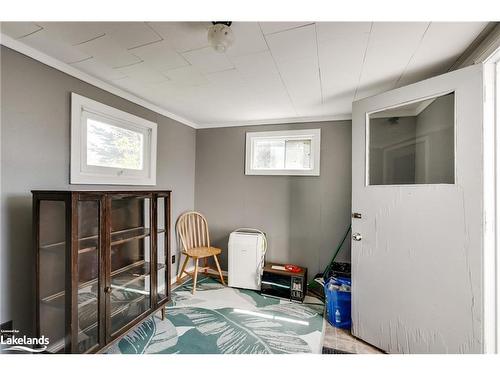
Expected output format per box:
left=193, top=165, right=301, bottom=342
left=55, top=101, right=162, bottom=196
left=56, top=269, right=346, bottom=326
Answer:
left=368, top=92, right=455, bottom=185
left=86, top=118, right=144, bottom=170
left=253, top=139, right=285, bottom=169
left=246, top=129, right=320, bottom=176
left=71, top=93, right=157, bottom=185
left=285, top=139, right=311, bottom=169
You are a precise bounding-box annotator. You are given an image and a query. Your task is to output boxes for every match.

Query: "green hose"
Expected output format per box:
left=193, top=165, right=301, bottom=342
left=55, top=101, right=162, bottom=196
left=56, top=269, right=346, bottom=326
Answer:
left=322, top=225, right=351, bottom=280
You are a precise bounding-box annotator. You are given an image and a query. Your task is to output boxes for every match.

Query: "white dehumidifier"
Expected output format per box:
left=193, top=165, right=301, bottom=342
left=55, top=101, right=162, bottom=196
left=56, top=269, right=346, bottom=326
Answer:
left=228, top=228, right=267, bottom=290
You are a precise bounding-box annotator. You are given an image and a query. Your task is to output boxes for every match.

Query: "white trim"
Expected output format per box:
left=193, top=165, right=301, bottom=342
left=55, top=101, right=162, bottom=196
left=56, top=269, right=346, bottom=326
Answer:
left=483, top=47, right=500, bottom=353
left=245, top=128, right=321, bottom=176
left=0, top=33, right=353, bottom=129
left=0, top=33, right=199, bottom=129
left=456, top=24, right=500, bottom=68
left=71, top=92, right=157, bottom=185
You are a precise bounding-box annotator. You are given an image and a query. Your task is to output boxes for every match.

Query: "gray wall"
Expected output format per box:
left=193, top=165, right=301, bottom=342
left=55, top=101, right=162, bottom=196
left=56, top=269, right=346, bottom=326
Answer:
left=415, top=93, right=455, bottom=184
left=0, top=47, right=196, bottom=336
left=195, top=121, right=352, bottom=280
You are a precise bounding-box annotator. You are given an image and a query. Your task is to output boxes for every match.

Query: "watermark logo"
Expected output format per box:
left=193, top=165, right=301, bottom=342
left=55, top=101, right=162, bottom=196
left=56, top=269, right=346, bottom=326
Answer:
left=1, top=329, right=49, bottom=353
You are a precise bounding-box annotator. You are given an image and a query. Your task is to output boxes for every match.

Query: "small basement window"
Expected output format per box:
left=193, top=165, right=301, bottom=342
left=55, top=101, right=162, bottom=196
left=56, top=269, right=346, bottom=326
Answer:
left=245, top=129, right=321, bottom=176
left=71, top=93, right=157, bottom=185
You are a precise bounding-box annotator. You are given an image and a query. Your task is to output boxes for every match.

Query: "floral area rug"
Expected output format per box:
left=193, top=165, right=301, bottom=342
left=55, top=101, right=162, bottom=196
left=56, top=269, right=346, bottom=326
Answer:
left=106, top=276, right=325, bottom=354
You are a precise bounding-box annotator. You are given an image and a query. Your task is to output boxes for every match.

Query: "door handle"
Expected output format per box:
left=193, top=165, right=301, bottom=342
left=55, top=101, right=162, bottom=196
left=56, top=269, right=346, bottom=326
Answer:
left=352, top=233, right=362, bottom=241
left=104, top=286, right=112, bottom=293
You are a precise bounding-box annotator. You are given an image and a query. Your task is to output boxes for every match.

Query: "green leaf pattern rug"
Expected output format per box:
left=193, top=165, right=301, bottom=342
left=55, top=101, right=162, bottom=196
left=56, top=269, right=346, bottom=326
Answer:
left=106, top=276, right=325, bottom=354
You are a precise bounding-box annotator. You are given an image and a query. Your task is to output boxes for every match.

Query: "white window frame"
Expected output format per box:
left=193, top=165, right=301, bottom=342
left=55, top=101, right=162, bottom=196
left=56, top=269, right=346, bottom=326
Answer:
left=245, top=129, right=321, bottom=176
left=70, top=93, right=157, bottom=185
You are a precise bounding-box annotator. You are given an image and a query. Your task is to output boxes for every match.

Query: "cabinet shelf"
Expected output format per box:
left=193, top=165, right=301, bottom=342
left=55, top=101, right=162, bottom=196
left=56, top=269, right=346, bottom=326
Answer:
left=41, top=261, right=166, bottom=306
left=39, top=235, right=99, bottom=254
left=40, top=260, right=166, bottom=304
left=39, top=226, right=153, bottom=253
left=111, top=227, right=151, bottom=246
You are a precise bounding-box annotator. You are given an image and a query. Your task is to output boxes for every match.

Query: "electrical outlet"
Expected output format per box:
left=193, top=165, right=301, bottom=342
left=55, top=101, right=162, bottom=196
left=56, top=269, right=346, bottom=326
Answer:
left=172, top=254, right=176, bottom=264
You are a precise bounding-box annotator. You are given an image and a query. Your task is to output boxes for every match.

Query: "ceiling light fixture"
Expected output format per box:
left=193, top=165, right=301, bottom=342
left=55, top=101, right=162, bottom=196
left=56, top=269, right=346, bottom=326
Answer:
left=208, top=21, right=234, bottom=53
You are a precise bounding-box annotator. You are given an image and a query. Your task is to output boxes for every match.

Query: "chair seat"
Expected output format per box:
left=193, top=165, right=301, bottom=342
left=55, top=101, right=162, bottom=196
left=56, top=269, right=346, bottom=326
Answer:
left=183, top=246, right=221, bottom=259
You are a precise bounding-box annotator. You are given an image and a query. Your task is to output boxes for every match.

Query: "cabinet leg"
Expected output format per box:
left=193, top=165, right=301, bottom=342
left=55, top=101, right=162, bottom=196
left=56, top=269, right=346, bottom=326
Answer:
left=161, top=307, right=165, bottom=321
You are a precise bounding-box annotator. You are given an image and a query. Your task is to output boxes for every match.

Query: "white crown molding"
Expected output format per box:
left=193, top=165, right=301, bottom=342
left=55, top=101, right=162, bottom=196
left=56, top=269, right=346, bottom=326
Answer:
left=1, top=32, right=354, bottom=130
left=0, top=33, right=200, bottom=129
left=198, top=113, right=352, bottom=129
left=452, top=22, right=500, bottom=69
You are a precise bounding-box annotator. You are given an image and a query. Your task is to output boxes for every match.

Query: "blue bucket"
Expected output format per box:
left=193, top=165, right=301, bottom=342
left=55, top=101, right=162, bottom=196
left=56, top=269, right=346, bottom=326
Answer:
left=324, top=277, right=351, bottom=329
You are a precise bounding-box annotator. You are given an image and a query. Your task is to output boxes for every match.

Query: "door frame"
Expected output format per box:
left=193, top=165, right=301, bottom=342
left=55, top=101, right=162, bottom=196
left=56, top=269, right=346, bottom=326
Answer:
left=483, top=47, right=500, bottom=354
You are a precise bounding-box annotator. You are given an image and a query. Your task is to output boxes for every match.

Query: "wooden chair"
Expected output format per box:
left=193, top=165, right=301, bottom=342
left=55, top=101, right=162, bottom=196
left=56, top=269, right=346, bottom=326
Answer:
left=176, top=211, right=225, bottom=293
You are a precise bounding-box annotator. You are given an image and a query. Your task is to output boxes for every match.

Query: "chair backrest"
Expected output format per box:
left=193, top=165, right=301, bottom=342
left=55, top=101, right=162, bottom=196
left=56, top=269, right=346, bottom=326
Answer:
left=176, top=211, right=210, bottom=252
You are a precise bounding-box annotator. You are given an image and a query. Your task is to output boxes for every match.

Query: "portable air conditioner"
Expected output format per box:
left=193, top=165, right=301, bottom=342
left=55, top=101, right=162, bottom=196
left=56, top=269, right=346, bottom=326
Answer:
left=228, top=229, right=267, bottom=290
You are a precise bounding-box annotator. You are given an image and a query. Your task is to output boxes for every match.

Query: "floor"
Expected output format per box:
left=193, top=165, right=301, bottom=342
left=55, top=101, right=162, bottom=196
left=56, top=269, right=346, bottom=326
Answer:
left=107, top=274, right=325, bottom=354
left=322, top=323, right=384, bottom=354
left=108, top=272, right=383, bottom=354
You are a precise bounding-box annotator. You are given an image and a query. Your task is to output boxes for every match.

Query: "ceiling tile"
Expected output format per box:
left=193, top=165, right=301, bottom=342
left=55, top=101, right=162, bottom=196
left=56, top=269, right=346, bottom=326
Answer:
left=259, top=22, right=313, bottom=35
left=265, top=24, right=322, bottom=115
left=182, top=46, right=234, bottom=74
left=71, top=58, right=127, bottom=81
left=265, top=24, right=317, bottom=63
left=355, top=22, right=430, bottom=100
left=230, top=50, right=280, bottom=79
left=225, top=22, right=268, bottom=58
left=163, top=65, right=208, bottom=87
left=102, top=22, right=163, bottom=49
left=129, top=40, right=189, bottom=71
left=148, top=22, right=209, bottom=52
left=397, top=22, right=488, bottom=87
left=115, top=62, right=169, bottom=84
left=319, top=33, right=370, bottom=99
left=75, top=34, right=142, bottom=68
left=37, top=22, right=107, bottom=45
left=316, top=22, right=371, bottom=41
left=205, top=68, right=247, bottom=88
left=1, top=22, right=42, bottom=39
left=21, top=29, right=92, bottom=63
left=278, top=57, right=322, bottom=115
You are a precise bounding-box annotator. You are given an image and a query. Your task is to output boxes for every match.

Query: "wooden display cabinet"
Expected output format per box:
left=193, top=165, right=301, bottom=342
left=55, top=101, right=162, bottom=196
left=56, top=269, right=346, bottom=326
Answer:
left=32, top=190, right=171, bottom=353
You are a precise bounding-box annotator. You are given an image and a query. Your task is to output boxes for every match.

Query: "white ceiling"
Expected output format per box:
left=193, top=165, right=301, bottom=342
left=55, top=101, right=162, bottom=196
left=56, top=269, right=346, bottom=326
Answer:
left=0, top=22, right=489, bottom=128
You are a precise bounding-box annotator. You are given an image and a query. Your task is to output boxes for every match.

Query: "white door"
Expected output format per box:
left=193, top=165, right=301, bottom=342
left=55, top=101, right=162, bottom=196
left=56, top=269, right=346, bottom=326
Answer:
left=351, top=64, right=491, bottom=354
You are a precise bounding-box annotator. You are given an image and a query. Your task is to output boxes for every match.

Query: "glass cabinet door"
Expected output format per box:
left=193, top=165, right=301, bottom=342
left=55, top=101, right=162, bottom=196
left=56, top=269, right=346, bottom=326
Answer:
left=109, top=195, right=152, bottom=336
left=76, top=199, right=101, bottom=353
left=38, top=199, right=67, bottom=353
left=156, top=195, right=168, bottom=302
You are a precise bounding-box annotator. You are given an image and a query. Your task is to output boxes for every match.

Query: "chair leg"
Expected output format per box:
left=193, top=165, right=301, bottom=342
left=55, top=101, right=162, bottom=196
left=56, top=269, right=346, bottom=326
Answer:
left=192, top=258, right=199, bottom=294
left=177, top=254, right=189, bottom=283
left=213, top=255, right=225, bottom=286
